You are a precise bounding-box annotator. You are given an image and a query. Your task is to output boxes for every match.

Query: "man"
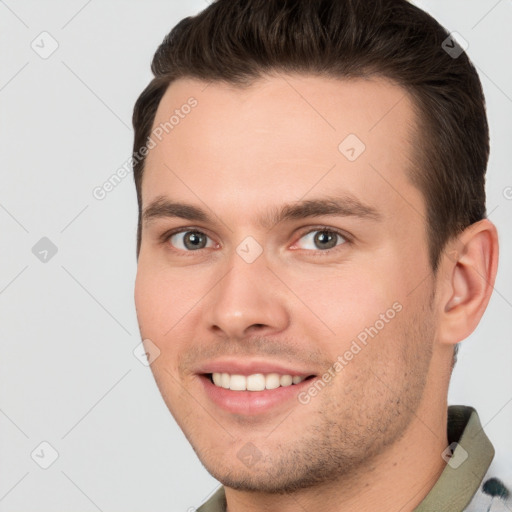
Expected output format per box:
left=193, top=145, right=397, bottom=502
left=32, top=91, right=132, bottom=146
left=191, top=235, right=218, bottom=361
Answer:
left=132, top=0, right=506, bottom=510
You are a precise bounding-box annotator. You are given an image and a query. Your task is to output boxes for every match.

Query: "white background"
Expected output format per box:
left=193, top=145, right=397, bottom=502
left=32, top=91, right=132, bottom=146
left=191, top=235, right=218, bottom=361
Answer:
left=0, top=1, right=511, bottom=510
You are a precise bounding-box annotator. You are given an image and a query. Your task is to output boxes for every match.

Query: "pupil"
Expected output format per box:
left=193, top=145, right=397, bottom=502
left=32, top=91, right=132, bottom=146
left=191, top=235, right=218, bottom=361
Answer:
left=186, top=231, right=205, bottom=249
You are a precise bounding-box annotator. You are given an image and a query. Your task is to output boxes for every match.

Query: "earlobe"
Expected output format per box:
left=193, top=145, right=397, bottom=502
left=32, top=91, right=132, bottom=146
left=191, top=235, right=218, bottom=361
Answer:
left=438, top=219, right=499, bottom=345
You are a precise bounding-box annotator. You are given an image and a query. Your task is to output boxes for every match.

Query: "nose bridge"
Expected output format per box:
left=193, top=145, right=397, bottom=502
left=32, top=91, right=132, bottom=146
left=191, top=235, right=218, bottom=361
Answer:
left=206, top=246, right=289, bottom=337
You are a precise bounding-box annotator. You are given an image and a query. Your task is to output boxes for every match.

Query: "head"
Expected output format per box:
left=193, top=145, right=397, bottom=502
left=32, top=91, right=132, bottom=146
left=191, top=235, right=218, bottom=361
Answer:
left=133, top=0, right=498, bottom=494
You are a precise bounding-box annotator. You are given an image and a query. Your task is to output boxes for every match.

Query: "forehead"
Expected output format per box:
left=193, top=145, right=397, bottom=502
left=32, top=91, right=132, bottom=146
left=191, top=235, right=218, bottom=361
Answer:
left=141, top=74, right=424, bottom=226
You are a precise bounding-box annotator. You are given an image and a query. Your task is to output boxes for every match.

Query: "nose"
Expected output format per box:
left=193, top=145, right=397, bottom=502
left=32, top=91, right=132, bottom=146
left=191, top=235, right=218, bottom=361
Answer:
left=204, top=253, right=290, bottom=340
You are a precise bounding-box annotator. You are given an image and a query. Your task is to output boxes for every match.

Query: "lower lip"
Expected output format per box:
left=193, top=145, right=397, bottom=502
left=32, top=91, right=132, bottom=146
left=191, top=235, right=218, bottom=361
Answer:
left=199, top=375, right=314, bottom=416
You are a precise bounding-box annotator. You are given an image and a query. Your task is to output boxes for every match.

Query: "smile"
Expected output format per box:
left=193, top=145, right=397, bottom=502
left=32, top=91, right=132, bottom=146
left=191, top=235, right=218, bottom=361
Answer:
left=210, top=372, right=308, bottom=391
left=197, top=362, right=317, bottom=415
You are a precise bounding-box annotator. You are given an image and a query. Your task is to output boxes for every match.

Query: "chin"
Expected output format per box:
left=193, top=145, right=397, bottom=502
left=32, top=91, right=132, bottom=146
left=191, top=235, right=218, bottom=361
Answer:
left=197, top=451, right=347, bottom=494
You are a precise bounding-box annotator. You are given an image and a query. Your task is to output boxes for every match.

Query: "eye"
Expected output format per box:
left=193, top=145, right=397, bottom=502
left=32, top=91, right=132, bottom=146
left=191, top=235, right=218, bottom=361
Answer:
left=294, top=228, right=347, bottom=251
left=167, top=230, right=216, bottom=251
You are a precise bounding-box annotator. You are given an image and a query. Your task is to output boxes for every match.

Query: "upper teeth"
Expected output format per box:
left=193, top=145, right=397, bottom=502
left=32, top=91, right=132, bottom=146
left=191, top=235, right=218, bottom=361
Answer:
left=212, top=372, right=306, bottom=391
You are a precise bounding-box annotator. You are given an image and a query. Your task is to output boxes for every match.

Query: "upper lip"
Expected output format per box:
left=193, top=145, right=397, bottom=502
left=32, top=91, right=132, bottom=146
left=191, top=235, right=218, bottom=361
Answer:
left=195, top=359, right=316, bottom=377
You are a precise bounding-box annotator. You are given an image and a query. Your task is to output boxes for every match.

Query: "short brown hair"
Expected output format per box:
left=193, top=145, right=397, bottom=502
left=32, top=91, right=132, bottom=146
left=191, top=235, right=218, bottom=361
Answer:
left=132, top=0, right=489, bottom=275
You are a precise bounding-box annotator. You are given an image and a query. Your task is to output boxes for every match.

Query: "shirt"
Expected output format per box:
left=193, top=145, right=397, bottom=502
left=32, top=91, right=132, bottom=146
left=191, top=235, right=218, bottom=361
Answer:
left=197, top=405, right=510, bottom=511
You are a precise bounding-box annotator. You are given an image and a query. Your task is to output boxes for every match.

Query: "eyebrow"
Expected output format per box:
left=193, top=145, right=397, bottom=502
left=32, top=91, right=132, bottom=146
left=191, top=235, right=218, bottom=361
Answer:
left=142, top=194, right=382, bottom=230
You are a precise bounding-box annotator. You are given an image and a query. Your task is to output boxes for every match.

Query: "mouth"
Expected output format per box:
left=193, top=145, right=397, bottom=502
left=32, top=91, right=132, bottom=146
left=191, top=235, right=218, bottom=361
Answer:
left=207, top=372, right=314, bottom=391
left=197, top=368, right=317, bottom=416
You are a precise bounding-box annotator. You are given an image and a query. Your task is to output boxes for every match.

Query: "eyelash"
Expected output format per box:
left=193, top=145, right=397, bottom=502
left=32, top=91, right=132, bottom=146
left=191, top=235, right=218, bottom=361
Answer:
left=159, top=226, right=352, bottom=256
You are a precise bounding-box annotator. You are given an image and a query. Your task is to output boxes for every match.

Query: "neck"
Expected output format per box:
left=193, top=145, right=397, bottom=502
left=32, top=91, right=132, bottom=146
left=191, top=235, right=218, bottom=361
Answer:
left=224, top=397, right=449, bottom=512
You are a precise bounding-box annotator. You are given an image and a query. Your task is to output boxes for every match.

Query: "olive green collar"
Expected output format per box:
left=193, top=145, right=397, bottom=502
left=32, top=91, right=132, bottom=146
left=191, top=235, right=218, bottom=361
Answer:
left=414, top=405, right=494, bottom=511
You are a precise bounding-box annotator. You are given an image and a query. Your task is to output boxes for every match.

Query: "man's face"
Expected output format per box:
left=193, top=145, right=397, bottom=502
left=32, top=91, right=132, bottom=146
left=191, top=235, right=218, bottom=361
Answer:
left=134, top=74, right=439, bottom=491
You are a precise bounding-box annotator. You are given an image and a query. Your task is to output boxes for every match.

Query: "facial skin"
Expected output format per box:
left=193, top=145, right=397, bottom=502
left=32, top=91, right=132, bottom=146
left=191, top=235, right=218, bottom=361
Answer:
left=134, top=74, right=498, bottom=511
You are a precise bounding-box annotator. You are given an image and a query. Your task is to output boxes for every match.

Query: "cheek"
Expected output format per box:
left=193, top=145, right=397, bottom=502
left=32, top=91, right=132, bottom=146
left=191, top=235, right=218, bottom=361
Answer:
left=134, top=266, right=189, bottom=394
left=291, top=266, right=397, bottom=341
left=134, top=261, right=216, bottom=379
left=134, top=267, right=164, bottom=336
left=134, top=260, right=199, bottom=337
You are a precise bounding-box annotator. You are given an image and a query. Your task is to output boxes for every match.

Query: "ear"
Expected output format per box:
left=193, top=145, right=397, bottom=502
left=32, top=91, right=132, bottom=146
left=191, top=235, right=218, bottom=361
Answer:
left=436, top=219, right=499, bottom=346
